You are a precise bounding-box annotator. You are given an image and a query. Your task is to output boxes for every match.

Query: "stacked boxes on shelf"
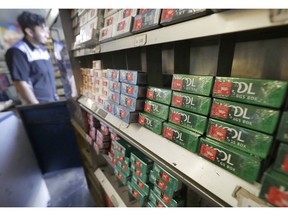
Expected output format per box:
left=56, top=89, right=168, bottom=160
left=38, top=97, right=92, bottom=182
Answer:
left=132, top=9, right=162, bottom=33
left=259, top=111, right=288, bottom=207
left=93, top=122, right=111, bottom=155
left=148, top=163, right=185, bottom=207
left=139, top=87, right=172, bottom=135
left=86, top=112, right=101, bottom=146
left=127, top=150, right=154, bottom=206
left=100, top=9, right=119, bottom=42
left=199, top=77, right=287, bottom=183
left=112, top=9, right=138, bottom=38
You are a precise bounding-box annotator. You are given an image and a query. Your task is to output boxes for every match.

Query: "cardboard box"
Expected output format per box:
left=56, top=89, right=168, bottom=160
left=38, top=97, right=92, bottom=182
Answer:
left=114, top=104, right=139, bottom=123
left=148, top=189, right=168, bottom=207
left=277, top=111, right=288, bottom=143
left=108, top=80, right=121, bottom=93
left=144, top=100, right=169, bottom=120
left=162, top=122, right=200, bottom=153
left=131, top=167, right=149, bottom=183
left=130, top=151, right=154, bottom=174
left=259, top=168, right=288, bottom=207
left=168, top=107, right=208, bottom=135
left=213, top=77, right=288, bottom=109
left=79, top=11, right=88, bottom=27
left=113, top=139, right=133, bottom=157
left=120, top=94, right=145, bottom=111
left=108, top=90, right=120, bottom=104
left=171, top=91, right=211, bottom=116
left=114, top=165, right=131, bottom=185
left=119, top=70, right=147, bottom=85
left=198, top=137, right=262, bottom=183
left=106, top=69, right=120, bottom=82
left=147, top=201, right=156, bottom=207
left=112, top=16, right=133, bottom=38
left=92, top=61, right=102, bottom=70
left=104, top=12, right=119, bottom=27
left=116, top=160, right=131, bottom=176
left=113, top=150, right=130, bottom=166
left=273, top=143, right=288, bottom=177
left=103, top=100, right=116, bottom=115
left=138, top=112, right=165, bottom=135
left=160, top=9, right=208, bottom=26
left=127, top=181, right=148, bottom=206
left=171, top=74, right=214, bottom=96
left=207, top=118, right=273, bottom=158
left=104, top=9, right=119, bottom=18
left=121, top=83, right=147, bottom=98
left=146, top=86, right=172, bottom=105
left=99, top=25, right=113, bottom=42
left=131, top=174, right=153, bottom=196
left=118, top=9, right=138, bottom=20
left=153, top=185, right=185, bottom=207
left=132, top=9, right=161, bottom=33
left=210, top=99, right=280, bottom=134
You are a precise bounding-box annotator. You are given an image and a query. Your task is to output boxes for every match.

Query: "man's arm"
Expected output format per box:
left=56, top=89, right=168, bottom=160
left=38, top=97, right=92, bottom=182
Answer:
left=13, top=81, right=39, bottom=104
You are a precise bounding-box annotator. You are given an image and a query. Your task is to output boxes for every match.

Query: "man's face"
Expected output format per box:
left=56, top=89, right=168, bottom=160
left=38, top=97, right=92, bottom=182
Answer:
left=31, top=24, right=50, bottom=45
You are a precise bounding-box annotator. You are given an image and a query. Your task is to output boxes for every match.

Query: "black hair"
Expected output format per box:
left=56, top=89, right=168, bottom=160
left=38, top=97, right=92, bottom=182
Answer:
left=17, top=11, right=46, bottom=35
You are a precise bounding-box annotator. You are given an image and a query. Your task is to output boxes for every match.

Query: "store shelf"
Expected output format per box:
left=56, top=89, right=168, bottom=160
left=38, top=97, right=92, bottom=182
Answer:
left=77, top=95, right=272, bottom=207
left=73, top=9, right=288, bottom=55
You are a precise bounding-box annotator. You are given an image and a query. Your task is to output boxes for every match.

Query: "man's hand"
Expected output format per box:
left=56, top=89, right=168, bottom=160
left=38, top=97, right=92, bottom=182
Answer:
left=13, top=81, right=39, bottom=105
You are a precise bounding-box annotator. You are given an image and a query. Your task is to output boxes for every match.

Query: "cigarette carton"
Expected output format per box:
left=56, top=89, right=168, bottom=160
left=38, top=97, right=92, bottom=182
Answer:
left=272, top=143, right=288, bottom=177
left=144, top=100, right=169, bottom=120
left=103, top=100, right=116, bottom=115
left=277, top=111, right=288, bottom=143
left=113, top=139, right=133, bottom=157
left=108, top=80, right=121, bottom=93
left=130, top=151, right=154, bottom=174
left=121, top=83, right=147, bottom=98
left=127, top=181, right=148, bottom=206
left=153, top=186, right=185, bottom=207
left=119, top=70, right=147, bottom=85
left=198, top=137, right=262, bottom=183
left=259, top=168, right=288, bottom=207
left=138, top=112, right=165, bottom=135
left=118, top=9, right=138, bottom=20
left=171, top=91, right=211, bottom=116
left=114, top=165, right=131, bottom=185
left=210, top=99, right=280, bottom=134
left=148, top=189, right=168, bottom=207
left=213, top=77, right=288, bottom=108
left=207, top=118, right=273, bottom=158
left=112, top=16, right=133, bottom=38
left=162, top=122, right=200, bottom=153
left=146, top=86, right=172, bottom=105
left=104, top=12, right=119, bottom=27
left=120, top=94, right=145, bottom=111
left=132, top=9, right=161, bottom=33
left=106, top=69, right=120, bottom=81
left=131, top=174, right=153, bottom=196
left=171, top=74, right=214, bottom=96
left=113, top=151, right=130, bottom=166
left=116, top=160, right=131, bottom=176
left=168, top=107, right=208, bottom=135
left=131, top=167, right=150, bottom=183
left=147, top=202, right=156, bottom=207
left=108, top=90, right=120, bottom=104
left=114, top=104, right=139, bottom=123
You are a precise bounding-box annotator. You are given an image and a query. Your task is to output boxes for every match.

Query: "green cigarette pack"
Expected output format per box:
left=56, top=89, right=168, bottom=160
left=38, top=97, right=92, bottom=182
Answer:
left=147, top=201, right=156, bottom=207
left=131, top=174, right=153, bottom=196
left=113, top=139, right=133, bottom=157
left=152, top=163, right=182, bottom=192
left=113, top=151, right=130, bottom=166
left=213, top=77, right=288, bottom=108
left=272, top=143, right=288, bottom=177
left=153, top=186, right=185, bottom=207
left=131, top=167, right=150, bottom=183
left=149, top=172, right=178, bottom=198
left=130, top=151, right=154, bottom=174
left=168, top=107, right=208, bottom=135
left=162, top=122, right=200, bottom=153
left=259, top=168, right=288, bottom=207
left=149, top=189, right=168, bottom=207
left=127, top=181, right=148, bottom=206
left=114, top=165, right=131, bottom=185
left=116, top=160, right=131, bottom=176
left=146, top=86, right=172, bottom=105
left=207, top=118, right=273, bottom=158
left=210, top=99, right=280, bottom=134
left=198, top=137, right=262, bottom=183
left=171, top=74, right=214, bottom=96
left=144, top=100, right=169, bottom=120
left=277, top=111, right=288, bottom=143
left=171, top=91, right=211, bottom=116
left=138, top=112, right=165, bottom=135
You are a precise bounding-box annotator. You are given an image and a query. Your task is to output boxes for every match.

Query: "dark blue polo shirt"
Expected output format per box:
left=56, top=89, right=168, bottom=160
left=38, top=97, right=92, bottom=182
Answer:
left=5, top=38, right=57, bottom=103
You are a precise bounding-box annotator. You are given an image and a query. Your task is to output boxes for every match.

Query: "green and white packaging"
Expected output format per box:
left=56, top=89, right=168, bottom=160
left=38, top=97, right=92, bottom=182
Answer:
left=131, top=174, right=153, bottom=196
left=144, top=100, right=169, bottom=120
left=130, top=151, right=154, bottom=174
left=210, top=99, right=280, bottom=134
left=138, top=112, right=165, bottom=135
left=171, top=74, right=214, bottom=96
left=127, top=181, right=148, bottom=206
left=153, top=186, right=185, bottom=207
left=207, top=118, right=273, bottom=158
left=114, top=165, right=131, bottom=185
left=272, top=143, right=288, bottom=177
left=149, top=189, right=168, bottom=207
left=162, top=122, right=200, bottom=153
left=168, top=107, right=208, bottom=135
left=171, top=91, right=211, bottom=116
left=198, top=137, right=262, bottom=183
left=213, top=77, right=288, bottom=108
left=277, top=112, right=288, bottom=143
left=146, top=86, right=172, bottom=105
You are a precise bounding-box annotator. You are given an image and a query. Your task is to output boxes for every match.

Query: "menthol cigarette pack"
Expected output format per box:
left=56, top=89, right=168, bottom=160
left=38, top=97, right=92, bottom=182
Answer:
left=146, top=86, right=172, bottom=105
left=153, top=186, right=185, bottom=207
left=106, top=69, right=120, bottom=81
left=147, top=202, right=156, bottom=207
left=213, top=77, right=288, bottom=109
left=114, top=165, right=131, bottom=185
left=162, top=122, right=200, bottom=153
left=114, top=104, right=139, bottom=123
left=277, top=112, right=288, bottom=143
left=171, top=74, right=214, bottom=96
left=113, top=151, right=130, bottom=166
left=120, top=94, right=145, bottom=111
left=127, top=181, right=148, bottom=206
left=210, top=99, right=280, bottom=134
left=207, top=118, right=273, bottom=158
left=148, top=189, right=168, bottom=207
left=103, top=100, right=116, bottom=115
left=121, top=83, right=147, bottom=98
left=144, top=100, right=169, bottom=120
left=130, top=151, right=154, bottom=174
left=171, top=91, right=211, bottom=116
left=168, top=107, right=208, bottom=135
left=113, top=139, right=134, bottom=157
left=108, top=90, right=120, bottom=104
left=131, top=167, right=149, bottom=183
left=272, top=143, right=288, bottom=177
left=152, top=163, right=183, bottom=192
left=131, top=174, right=152, bottom=196
left=116, top=160, right=131, bottom=176
left=108, top=80, right=121, bottom=93
left=138, top=112, right=165, bottom=135
left=119, top=70, right=147, bottom=85
left=198, top=137, right=262, bottom=183
left=259, top=168, right=288, bottom=207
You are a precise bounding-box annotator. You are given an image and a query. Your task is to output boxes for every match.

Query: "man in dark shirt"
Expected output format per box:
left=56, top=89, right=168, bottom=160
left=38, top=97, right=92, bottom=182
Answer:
left=5, top=11, right=58, bottom=104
